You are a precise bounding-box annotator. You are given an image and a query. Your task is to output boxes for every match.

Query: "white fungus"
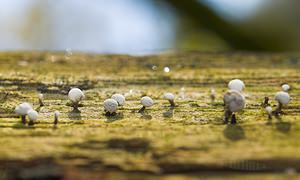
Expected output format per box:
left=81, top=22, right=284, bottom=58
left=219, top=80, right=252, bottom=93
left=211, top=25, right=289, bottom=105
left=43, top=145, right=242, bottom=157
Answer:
left=210, top=88, right=216, bottom=104
left=139, top=96, right=154, bottom=113
left=265, top=106, right=273, bottom=114
left=274, top=91, right=290, bottom=114
left=228, top=79, right=245, bottom=92
left=68, top=88, right=84, bottom=111
left=111, top=94, right=126, bottom=106
left=164, top=93, right=175, bottom=107
left=281, top=84, right=290, bottom=92
left=68, top=88, right=85, bottom=103
left=224, top=90, right=245, bottom=112
left=223, top=90, right=245, bottom=124
left=164, top=93, right=174, bottom=101
left=54, top=110, right=60, bottom=125
left=15, top=102, right=32, bottom=116
left=104, top=99, right=118, bottom=115
left=141, top=96, right=154, bottom=107
left=275, top=91, right=290, bottom=105
left=27, top=109, right=38, bottom=125
left=265, top=106, right=273, bottom=120
left=38, top=93, right=45, bottom=106
left=164, top=67, right=170, bottom=73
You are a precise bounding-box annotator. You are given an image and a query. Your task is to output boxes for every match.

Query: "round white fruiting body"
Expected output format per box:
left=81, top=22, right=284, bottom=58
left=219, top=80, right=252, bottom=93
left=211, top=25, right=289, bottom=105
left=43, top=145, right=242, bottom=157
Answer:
left=265, top=106, right=272, bottom=114
left=282, top=84, right=290, bottom=92
left=68, top=88, right=85, bottom=104
left=54, top=111, right=60, bottom=118
left=15, top=102, right=32, bottom=116
left=164, top=93, right=175, bottom=106
left=27, top=109, right=38, bottom=121
left=111, top=94, right=125, bottom=106
left=141, top=96, right=154, bottom=107
left=164, top=93, right=174, bottom=101
left=104, top=99, right=118, bottom=114
left=223, top=90, right=245, bottom=112
left=275, top=91, right=290, bottom=105
left=228, top=79, right=245, bottom=92
left=38, top=93, right=43, bottom=100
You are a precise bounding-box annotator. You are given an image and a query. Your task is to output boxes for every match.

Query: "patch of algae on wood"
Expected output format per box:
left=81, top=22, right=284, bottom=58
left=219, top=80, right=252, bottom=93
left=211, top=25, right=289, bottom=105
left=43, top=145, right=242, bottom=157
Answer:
left=0, top=51, right=300, bottom=178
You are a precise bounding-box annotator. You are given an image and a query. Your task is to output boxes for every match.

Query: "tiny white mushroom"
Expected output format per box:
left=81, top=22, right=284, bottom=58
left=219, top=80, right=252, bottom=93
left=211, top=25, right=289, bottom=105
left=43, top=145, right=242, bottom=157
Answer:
left=27, top=109, right=38, bottom=125
left=164, top=93, right=175, bottom=107
left=228, top=79, right=245, bottom=92
left=68, top=88, right=84, bottom=111
left=274, top=91, right=290, bottom=114
left=15, top=102, right=32, bottom=124
left=111, top=94, right=126, bottom=106
left=223, top=90, right=245, bottom=124
left=104, top=99, right=118, bottom=116
left=38, top=93, right=45, bottom=106
left=210, top=88, right=216, bottom=104
left=54, top=111, right=60, bottom=125
left=281, top=84, right=290, bottom=92
left=139, top=96, right=154, bottom=113
left=265, top=106, right=273, bottom=119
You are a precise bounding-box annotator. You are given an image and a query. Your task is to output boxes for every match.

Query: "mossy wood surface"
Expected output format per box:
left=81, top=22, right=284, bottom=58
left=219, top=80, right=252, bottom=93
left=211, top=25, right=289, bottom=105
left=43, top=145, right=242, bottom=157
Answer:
left=0, top=52, right=300, bottom=179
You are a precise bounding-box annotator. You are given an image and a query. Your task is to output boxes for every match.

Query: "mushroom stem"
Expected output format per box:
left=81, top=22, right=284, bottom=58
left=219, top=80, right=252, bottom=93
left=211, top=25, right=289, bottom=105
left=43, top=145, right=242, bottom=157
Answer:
left=210, top=93, right=215, bottom=104
left=168, top=100, right=175, bottom=107
left=138, top=106, right=146, bottom=113
left=211, top=96, right=215, bottom=104
left=105, top=111, right=116, bottom=117
left=54, top=116, right=58, bottom=125
left=231, top=114, right=237, bottom=124
left=39, top=98, right=44, bottom=107
left=263, top=97, right=269, bottom=107
left=224, top=109, right=232, bottom=124
left=275, top=102, right=283, bottom=115
left=21, top=115, right=26, bottom=124
left=268, top=113, right=272, bottom=120
left=72, top=102, right=80, bottom=112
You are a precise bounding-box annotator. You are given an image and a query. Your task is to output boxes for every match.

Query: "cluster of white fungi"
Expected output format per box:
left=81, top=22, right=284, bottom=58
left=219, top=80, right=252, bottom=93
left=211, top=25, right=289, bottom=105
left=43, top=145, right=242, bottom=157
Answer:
left=14, top=79, right=291, bottom=126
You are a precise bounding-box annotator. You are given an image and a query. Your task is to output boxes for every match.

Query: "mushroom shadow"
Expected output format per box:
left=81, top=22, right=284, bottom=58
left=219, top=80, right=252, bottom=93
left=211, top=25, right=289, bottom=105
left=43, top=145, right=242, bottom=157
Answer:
left=12, top=123, right=35, bottom=129
left=68, top=138, right=151, bottom=153
left=163, top=107, right=174, bottom=118
left=274, top=115, right=291, bottom=133
left=223, top=124, right=245, bottom=141
left=68, top=111, right=82, bottom=120
left=140, top=112, right=152, bottom=120
left=105, top=113, right=124, bottom=123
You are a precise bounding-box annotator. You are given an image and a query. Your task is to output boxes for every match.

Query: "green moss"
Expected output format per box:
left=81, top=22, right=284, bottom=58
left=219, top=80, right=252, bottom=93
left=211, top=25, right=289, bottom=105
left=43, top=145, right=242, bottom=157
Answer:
left=0, top=51, right=300, bottom=178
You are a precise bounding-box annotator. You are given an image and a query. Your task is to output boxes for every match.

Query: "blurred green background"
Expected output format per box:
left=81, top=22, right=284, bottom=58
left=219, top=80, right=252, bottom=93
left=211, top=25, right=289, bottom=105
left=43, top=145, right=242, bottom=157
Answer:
left=1, top=0, right=300, bottom=54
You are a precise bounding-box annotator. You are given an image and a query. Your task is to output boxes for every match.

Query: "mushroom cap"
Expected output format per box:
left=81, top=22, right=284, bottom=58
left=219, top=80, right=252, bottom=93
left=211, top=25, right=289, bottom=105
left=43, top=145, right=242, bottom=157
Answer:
left=15, top=102, right=32, bottom=115
left=38, top=93, right=44, bottom=99
left=141, top=96, right=154, bottom=107
left=265, top=106, right=272, bottom=114
left=111, top=94, right=125, bottom=106
left=164, top=93, right=175, bottom=101
left=282, top=84, right=290, bottom=92
left=228, top=79, right=245, bottom=92
left=54, top=110, right=60, bottom=117
left=27, top=109, right=38, bottom=121
left=104, top=99, right=118, bottom=113
left=275, top=91, right=290, bottom=105
left=223, top=90, right=245, bottom=112
left=68, top=88, right=84, bottom=103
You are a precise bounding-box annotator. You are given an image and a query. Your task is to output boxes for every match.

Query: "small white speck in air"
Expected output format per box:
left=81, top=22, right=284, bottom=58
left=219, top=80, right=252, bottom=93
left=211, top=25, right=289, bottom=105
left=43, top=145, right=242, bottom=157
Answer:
left=152, top=65, right=158, bottom=71
left=164, top=67, right=170, bottom=73
left=65, top=48, right=73, bottom=60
